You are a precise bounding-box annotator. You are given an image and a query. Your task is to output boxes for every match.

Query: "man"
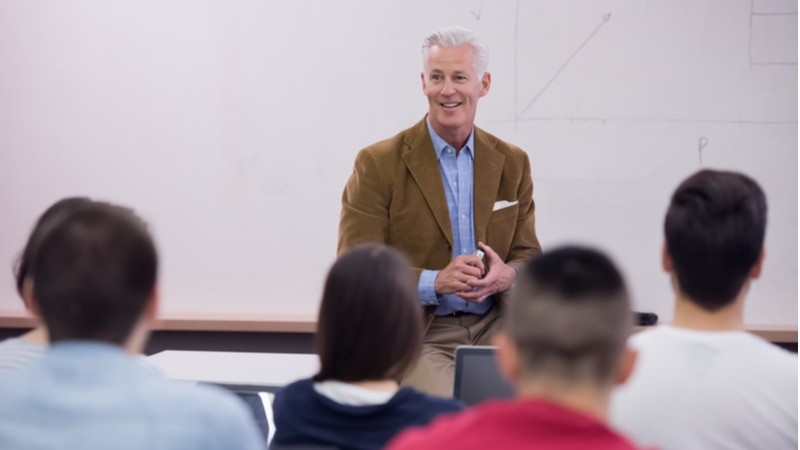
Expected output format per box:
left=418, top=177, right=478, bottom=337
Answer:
left=0, top=204, right=263, bottom=449
left=386, top=247, right=644, bottom=450
left=611, top=170, right=798, bottom=450
left=338, top=26, right=541, bottom=397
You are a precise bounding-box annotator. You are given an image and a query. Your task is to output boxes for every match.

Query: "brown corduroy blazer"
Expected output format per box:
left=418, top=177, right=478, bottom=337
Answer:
left=338, top=117, right=542, bottom=329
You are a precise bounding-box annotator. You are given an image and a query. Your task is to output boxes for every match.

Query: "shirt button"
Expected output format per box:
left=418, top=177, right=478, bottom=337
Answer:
left=462, top=248, right=468, bottom=254
left=461, top=214, right=466, bottom=220
left=447, top=148, right=453, bottom=153
left=453, top=182, right=457, bottom=187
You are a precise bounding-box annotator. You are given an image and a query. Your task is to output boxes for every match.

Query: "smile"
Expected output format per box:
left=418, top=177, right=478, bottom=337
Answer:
left=440, top=102, right=462, bottom=108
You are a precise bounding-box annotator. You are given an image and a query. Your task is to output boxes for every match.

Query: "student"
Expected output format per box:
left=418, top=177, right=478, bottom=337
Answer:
left=611, top=170, right=798, bottom=450
left=0, top=198, right=159, bottom=376
left=271, top=244, right=464, bottom=450
left=0, top=203, right=264, bottom=449
left=0, top=197, right=92, bottom=373
left=386, top=247, right=644, bottom=450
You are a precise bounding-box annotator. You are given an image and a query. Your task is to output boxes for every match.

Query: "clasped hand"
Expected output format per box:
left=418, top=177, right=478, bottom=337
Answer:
left=433, top=242, right=517, bottom=303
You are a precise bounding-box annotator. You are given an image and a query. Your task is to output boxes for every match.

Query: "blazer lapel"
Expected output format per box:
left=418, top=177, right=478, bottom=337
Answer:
left=473, top=127, right=505, bottom=245
left=402, top=119, right=454, bottom=246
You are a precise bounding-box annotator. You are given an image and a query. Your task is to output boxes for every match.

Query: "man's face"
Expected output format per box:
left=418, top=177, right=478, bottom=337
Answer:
left=422, top=44, right=491, bottom=137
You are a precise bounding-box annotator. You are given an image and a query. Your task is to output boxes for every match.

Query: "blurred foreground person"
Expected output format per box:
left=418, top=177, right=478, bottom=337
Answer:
left=387, top=247, right=645, bottom=450
left=0, top=198, right=92, bottom=373
left=271, top=244, right=464, bottom=450
left=0, top=198, right=160, bottom=378
left=0, top=203, right=263, bottom=450
left=612, top=170, right=797, bottom=450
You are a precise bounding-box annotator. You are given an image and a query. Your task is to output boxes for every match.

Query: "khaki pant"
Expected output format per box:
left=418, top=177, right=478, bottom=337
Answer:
left=400, top=305, right=501, bottom=398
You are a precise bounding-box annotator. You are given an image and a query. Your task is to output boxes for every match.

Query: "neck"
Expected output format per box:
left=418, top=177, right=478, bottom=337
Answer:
left=429, top=118, right=472, bottom=154
left=670, top=279, right=746, bottom=332
left=19, top=325, right=48, bottom=347
left=122, top=315, right=151, bottom=355
left=347, top=379, right=400, bottom=393
left=516, top=376, right=610, bottom=423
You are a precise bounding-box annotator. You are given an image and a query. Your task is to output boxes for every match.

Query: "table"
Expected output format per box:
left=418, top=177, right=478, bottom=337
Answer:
left=147, top=350, right=320, bottom=389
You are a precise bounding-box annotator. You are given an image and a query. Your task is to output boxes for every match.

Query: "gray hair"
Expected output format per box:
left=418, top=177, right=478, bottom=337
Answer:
left=421, top=26, right=490, bottom=75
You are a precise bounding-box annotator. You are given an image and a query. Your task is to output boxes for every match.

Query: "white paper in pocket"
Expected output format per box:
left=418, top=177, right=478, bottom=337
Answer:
left=492, top=200, right=518, bottom=212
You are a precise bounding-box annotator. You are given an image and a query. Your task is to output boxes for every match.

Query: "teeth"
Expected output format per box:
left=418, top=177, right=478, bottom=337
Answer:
left=442, top=103, right=460, bottom=107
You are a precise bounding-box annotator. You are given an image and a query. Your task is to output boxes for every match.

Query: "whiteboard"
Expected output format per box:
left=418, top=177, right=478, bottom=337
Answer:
left=0, top=0, right=796, bottom=324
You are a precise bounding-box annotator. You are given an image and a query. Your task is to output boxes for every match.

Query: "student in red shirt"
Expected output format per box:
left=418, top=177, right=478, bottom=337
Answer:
left=387, top=246, right=646, bottom=450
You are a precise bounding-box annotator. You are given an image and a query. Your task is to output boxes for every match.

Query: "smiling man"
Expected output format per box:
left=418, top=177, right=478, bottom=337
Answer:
left=338, top=27, right=541, bottom=397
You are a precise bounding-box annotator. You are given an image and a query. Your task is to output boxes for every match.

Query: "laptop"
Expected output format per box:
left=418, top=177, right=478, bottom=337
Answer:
left=453, top=345, right=514, bottom=406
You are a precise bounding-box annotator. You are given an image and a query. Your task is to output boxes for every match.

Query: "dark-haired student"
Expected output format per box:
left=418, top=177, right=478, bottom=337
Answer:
left=387, top=247, right=646, bottom=450
left=0, top=197, right=92, bottom=373
left=271, top=244, right=464, bottom=450
left=0, top=204, right=263, bottom=449
left=611, top=170, right=797, bottom=450
left=0, top=198, right=160, bottom=377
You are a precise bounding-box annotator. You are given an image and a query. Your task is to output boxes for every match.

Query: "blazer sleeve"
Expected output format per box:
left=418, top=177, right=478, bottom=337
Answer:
left=505, top=151, right=542, bottom=268
left=338, top=148, right=391, bottom=256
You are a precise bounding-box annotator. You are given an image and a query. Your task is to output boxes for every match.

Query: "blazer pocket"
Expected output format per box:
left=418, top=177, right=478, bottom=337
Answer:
left=489, top=202, right=519, bottom=223
left=487, top=202, right=519, bottom=260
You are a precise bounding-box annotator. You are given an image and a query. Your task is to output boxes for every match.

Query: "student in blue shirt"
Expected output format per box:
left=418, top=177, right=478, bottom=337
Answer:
left=0, top=197, right=92, bottom=374
left=0, top=203, right=263, bottom=450
left=272, top=244, right=464, bottom=450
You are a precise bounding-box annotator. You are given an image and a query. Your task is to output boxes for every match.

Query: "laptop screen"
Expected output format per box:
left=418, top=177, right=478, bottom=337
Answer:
left=453, top=345, right=514, bottom=406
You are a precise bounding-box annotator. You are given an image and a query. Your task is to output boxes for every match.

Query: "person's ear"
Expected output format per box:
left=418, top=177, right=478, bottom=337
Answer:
left=614, top=346, right=638, bottom=386
left=493, top=332, right=521, bottom=385
left=21, top=278, right=41, bottom=318
left=749, top=248, right=765, bottom=280
left=421, top=71, right=427, bottom=91
left=479, top=71, right=491, bottom=97
left=661, top=241, right=673, bottom=273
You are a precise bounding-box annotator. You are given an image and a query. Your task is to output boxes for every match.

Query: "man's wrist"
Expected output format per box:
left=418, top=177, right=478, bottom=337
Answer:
left=507, top=264, right=520, bottom=291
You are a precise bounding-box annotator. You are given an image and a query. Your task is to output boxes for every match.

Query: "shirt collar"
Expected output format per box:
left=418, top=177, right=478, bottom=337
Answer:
left=426, top=116, right=475, bottom=161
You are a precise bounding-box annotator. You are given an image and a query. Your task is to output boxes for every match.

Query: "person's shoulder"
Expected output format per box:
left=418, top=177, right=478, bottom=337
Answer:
left=740, top=332, right=798, bottom=370
left=358, top=118, right=428, bottom=158
left=142, top=378, right=262, bottom=445
left=273, top=377, right=314, bottom=405
left=0, top=360, right=40, bottom=405
left=475, top=126, right=526, bottom=157
left=139, top=375, right=250, bottom=420
left=385, top=402, right=482, bottom=450
left=0, top=338, right=45, bottom=375
left=398, top=388, right=465, bottom=414
left=628, top=325, right=675, bottom=347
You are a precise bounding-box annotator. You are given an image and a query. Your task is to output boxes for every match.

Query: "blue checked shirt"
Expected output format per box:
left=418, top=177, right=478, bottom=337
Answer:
left=418, top=119, right=495, bottom=316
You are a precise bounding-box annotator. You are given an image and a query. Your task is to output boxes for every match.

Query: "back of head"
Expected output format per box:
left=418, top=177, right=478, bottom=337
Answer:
left=14, top=197, right=93, bottom=297
left=508, top=247, right=631, bottom=387
left=665, top=170, right=767, bottom=311
left=315, top=243, right=422, bottom=382
left=422, top=26, right=490, bottom=75
left=32, top=203, right=157, bottom=345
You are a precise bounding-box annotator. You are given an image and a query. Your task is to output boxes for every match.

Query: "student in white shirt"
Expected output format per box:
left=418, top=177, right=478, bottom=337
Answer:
left=611, top=169, right=798, bottom=450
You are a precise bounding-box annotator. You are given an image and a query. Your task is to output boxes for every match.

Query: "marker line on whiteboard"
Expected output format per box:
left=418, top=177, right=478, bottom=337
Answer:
left=471, top=6, right=482, bottom=20
left=517, top=12, right=612, bottom=119
left=514, top=0, right=520, bottom=132
left=698, top=137, right=708, bottom=165
left=748, top=0, right=754, bottom=68
left=493, top=117, right=797, bottom=125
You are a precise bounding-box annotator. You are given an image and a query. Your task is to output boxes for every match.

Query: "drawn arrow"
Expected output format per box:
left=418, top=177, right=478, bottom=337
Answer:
left=471, top=7, right=482, bottom=20
left=518, top=12, right=612, bottom=119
